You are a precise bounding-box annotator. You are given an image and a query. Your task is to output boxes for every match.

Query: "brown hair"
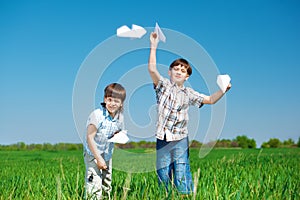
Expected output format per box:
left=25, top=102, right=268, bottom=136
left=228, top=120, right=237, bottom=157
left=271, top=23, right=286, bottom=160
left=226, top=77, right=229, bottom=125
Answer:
left=169, top=58, right=192, bottom=76
left=104, top=83, right=126, bottom=102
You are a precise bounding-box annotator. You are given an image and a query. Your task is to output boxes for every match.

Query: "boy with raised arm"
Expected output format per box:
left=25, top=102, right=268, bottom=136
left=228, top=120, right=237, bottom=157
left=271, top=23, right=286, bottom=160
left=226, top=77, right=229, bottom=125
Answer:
left=148, top=32, right=231, bottom=194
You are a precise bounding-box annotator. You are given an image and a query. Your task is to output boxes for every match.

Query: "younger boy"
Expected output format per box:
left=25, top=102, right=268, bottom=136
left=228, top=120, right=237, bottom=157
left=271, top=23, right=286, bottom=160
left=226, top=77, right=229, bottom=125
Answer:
left=83, top=83, right=126, bottom=199
left=148, top=33, right=231, bottom=194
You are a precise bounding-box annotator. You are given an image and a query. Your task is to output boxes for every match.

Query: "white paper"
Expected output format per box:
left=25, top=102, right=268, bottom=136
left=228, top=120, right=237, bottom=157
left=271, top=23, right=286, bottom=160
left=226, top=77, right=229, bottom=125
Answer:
left=154, top=22, right=166, bottom=42
left=217, top=74, right=231, bottom=93
left=107, top=130, right=129, bottom=144
left=117, top=24, right=147, bottom=39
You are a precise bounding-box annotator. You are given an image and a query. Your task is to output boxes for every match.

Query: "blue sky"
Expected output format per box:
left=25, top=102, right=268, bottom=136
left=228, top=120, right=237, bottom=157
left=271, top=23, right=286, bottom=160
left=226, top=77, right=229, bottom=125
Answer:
left=0, top=0, right=299, bottom=147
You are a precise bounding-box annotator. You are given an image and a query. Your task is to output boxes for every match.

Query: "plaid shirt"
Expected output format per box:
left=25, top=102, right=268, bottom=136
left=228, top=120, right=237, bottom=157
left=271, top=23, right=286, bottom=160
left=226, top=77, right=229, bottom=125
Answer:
left=155, top=76, right=205, bottom=141
left=84, top=106, right=124, bottom=161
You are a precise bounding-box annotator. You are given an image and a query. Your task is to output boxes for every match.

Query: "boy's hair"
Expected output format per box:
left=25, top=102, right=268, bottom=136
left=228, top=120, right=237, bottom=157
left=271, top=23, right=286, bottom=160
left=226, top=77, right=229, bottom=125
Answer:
left=104, top=83, right=126, bottom=102
left=169, top=58, right=192, bottom=76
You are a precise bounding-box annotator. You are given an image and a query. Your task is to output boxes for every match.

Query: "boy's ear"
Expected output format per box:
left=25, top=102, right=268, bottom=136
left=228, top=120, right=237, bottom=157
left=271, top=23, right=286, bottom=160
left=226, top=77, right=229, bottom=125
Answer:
left=185, top=76, right=189, bottom=81
left=168, top=70, right=171, bottom=77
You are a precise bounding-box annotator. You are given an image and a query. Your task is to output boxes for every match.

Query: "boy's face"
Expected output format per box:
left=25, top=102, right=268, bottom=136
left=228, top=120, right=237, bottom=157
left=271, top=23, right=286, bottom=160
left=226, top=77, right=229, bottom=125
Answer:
left=168, top=64, right=189, bottom=86
left=104, top=97, right=123, bottom=116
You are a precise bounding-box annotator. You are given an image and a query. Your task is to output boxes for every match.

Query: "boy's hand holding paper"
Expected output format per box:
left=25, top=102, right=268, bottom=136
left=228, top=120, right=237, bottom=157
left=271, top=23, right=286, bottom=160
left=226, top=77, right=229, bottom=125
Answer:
left=108, top=130, right=129, bottom=144
left=217, top=74, right=231, bottom=93
left=150, top=23, right=166, bottom=49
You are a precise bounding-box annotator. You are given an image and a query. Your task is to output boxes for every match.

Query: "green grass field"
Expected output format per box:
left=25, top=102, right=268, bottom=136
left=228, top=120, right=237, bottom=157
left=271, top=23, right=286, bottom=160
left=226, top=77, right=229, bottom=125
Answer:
left=0, top=148, right=299, bottom=199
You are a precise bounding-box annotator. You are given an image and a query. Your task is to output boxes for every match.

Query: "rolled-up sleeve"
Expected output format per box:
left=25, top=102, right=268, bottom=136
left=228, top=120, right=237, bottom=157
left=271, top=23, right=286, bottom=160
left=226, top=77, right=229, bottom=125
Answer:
left=187, top=88, right=205, bottom=108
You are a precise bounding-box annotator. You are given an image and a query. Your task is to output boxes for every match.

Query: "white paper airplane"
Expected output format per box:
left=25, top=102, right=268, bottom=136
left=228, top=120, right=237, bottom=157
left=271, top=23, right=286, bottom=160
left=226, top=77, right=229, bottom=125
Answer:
left=217, top=74, right=231, bottom=93
left=117, top=24, right=147, bottom=39
left=154, top=22, right=166, bottom=42
left=108, top=130, right=129, bottom=144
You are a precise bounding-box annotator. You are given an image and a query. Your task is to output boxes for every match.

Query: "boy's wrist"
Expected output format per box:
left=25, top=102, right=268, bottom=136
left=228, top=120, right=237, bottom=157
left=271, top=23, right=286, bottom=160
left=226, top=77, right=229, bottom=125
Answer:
left=150, top=45, right=157, bottom=50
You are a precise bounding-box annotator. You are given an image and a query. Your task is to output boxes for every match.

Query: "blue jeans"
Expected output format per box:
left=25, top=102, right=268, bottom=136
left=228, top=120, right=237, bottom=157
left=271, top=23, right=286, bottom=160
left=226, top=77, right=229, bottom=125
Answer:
left=156, top=137, right=194, bottom=194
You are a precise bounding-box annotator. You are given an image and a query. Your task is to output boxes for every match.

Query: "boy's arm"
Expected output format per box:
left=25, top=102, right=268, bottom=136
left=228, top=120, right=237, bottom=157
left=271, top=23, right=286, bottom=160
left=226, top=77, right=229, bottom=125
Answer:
left=148, top=32, right=161, bottom=86
left=86, top=124, right=107, bottom=170
left=202, top=83, right=231, bottom=104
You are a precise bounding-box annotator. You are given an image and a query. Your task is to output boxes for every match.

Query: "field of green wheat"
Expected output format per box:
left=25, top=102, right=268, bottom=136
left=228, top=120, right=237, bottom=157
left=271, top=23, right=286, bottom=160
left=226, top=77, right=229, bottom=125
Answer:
left=0, top=148, right=299, bottom=199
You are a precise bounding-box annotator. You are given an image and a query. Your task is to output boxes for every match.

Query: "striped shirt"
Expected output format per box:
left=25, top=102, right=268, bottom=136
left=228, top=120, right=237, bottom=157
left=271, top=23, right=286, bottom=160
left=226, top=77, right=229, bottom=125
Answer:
left=84, top=106, right=124, bottom=161
left=155, top=76, right=205, bottom=141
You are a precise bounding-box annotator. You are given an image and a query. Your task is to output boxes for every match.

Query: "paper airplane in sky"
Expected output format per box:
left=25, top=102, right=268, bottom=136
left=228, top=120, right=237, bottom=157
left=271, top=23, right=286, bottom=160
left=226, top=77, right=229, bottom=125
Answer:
left=117, top=24, right=147, bottom=39
left=107, top=130, right=129, bottom=144
left=217, top=74, right=231, bottom=93
left=154, top=22, right=166, bottom=42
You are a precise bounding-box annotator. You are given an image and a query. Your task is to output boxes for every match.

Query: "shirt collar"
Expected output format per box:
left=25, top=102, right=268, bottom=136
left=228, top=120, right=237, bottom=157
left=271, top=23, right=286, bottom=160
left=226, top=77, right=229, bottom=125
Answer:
left=169, top=79, right=186, bottom=91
